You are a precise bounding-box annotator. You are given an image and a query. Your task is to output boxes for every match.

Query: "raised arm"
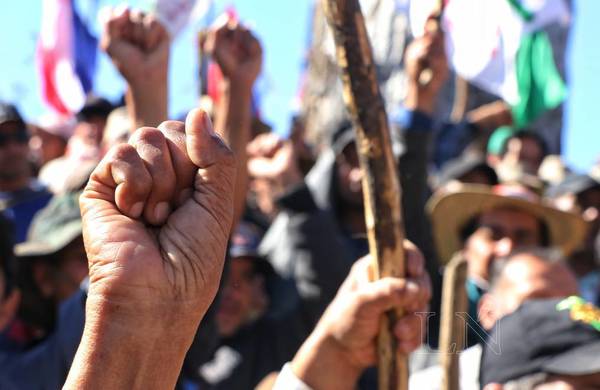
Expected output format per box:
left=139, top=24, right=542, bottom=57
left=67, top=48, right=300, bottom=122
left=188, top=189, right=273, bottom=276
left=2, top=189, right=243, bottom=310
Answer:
left=202, top=19, right=263, bottom=228
left=101, top=7, right=170, bottom=131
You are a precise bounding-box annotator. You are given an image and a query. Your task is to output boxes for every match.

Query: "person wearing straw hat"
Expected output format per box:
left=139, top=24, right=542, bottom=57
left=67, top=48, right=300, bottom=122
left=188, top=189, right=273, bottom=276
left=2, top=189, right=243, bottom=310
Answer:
left=427, top=183, right=587, bottom=346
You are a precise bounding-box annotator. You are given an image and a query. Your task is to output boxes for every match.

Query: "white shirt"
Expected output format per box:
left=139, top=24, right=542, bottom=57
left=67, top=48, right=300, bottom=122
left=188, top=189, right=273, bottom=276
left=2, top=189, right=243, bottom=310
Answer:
left=409, top=344, right=482, bottom=390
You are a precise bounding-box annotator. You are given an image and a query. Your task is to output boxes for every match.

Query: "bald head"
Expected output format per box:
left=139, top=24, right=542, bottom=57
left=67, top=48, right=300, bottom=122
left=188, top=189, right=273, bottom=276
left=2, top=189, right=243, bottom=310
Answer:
left=478, top=249, right=579, bottom=330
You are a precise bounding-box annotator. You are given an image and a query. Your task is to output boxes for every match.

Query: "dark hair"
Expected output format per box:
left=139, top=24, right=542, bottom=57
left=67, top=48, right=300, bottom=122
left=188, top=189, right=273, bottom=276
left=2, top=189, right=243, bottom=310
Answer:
left=499, top=130, right=549, bottom=158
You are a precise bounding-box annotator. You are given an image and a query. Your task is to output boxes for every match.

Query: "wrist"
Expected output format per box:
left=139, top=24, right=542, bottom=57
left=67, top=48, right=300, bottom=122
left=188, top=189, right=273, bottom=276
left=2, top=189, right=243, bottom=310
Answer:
left=291, top=326, right=363, bottom=390
left=219, top=79, right=253, bottom=101
left=65, top=293, right=198, bottom=389
left=405, top=84, right=437, bottom=115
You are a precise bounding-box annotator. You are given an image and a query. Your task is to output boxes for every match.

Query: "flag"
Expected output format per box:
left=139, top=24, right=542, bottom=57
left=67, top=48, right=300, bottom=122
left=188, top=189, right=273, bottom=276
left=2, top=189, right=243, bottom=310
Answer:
left=37, top=0, right=97, bottom=116
left=153, top=0, right=213, bottom=37
left=411, top=0, right=569, bottom=127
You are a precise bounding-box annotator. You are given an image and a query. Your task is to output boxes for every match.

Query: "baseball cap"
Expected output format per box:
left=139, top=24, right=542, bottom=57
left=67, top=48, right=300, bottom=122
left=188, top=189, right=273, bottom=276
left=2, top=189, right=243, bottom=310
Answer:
left=480, top=296, right=600, bottom=385
left=229, top=221, right=273, bottom=277
left=0, top=103, right=25, bottom=127
left=436, top=155, right=498, bottom=188
left=546, top=173, right=600, bottom=199
left=15, top=192, right=83, bottom=258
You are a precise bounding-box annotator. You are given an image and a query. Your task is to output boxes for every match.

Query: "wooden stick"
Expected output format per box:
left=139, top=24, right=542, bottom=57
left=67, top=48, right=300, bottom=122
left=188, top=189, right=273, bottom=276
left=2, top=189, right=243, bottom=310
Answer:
left=439, top=254, right=469, bottom=390
left=322, top=1, right=408, bottom=389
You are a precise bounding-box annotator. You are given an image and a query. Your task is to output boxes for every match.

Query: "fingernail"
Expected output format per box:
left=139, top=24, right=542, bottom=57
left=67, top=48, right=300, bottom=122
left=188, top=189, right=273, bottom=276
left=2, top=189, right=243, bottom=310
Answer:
left=154, top=202, right=170, bottom=223
left=178, top=189, right=193, bottom=205
left=203, top=112, right=216, bottom=135
left=130, top=202, right=144, bottom=218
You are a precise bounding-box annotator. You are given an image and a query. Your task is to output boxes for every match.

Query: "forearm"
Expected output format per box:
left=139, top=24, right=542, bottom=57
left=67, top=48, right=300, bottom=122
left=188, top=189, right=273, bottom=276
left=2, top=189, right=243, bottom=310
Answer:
left=215, top=81, right=253, bottom=228
left=64, top=295, right=197, bottom=390
left=126, top=76, right=169, bottom=131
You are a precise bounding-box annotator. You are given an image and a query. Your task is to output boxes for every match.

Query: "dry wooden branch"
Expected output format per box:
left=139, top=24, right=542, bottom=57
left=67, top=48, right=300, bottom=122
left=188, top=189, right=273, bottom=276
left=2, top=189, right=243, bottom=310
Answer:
left=322, top=0, right=408, bottom=388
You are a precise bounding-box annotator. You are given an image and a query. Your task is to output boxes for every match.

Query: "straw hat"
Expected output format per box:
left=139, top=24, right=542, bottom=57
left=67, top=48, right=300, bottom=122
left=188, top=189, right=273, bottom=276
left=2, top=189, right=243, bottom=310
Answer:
left=427, top=183, right=588, bottom=264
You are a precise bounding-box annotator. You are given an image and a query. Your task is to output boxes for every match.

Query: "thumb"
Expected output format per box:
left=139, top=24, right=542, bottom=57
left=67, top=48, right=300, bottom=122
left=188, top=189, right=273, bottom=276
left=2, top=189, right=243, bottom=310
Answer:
left=185, top=109, right=234, bottom=169
left=183, top=109, right=236, bottom=237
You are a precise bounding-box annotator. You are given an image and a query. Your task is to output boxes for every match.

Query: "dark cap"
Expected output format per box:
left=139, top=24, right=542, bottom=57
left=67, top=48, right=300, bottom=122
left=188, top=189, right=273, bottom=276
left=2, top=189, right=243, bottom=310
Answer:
left=15, top=192, right=83, bottom=258
left=437, top=155, right=498, bottom=187
left=228, top=221, right=273, bottom=276
left=546, top=173, right=600, bottom=199
left=0, top=103, right=25, bottom=127
left=480, top=296, right=600, bottom=385
left=329, top=119, right=403, bottom=159
left=76, top=96, right=113, bottom=122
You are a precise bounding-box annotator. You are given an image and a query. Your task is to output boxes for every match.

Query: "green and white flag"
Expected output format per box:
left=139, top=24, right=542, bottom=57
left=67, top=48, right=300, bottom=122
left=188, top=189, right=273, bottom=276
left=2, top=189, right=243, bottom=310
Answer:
left=410, top=0, right=570, bottom=127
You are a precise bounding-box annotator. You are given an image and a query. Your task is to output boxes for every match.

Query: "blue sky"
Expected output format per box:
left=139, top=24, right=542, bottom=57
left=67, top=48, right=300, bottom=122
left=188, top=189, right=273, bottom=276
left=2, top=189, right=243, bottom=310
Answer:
left=0, top=0, right=597, bottom=171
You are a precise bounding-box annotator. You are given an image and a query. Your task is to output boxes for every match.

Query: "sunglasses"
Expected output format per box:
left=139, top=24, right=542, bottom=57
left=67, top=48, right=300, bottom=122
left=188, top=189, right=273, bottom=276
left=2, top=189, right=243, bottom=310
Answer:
left=0, top=131, right=28, bottom=147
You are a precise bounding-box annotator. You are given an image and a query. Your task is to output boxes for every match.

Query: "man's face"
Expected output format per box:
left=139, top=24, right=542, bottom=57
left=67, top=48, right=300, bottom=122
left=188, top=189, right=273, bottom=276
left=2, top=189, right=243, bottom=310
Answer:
left=502, top=137, right=545, bottom=175
left=28, top=126, right=66, bottom=167
left=464, top=207, right=543, bottom=281
left=490, top=254, right=579, bottom=319
left=0, top=121, right=30, bottom=184
left=73, top=116, right=107, bottom=148
left=216, top=258, right=265, bottom=337
left=33, top=237, right=89, bottom=302
left=54, top=238, right=88, bottom=301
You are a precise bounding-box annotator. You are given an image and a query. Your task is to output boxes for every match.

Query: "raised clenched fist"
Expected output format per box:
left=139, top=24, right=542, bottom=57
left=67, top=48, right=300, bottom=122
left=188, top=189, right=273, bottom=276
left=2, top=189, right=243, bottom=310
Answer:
left=100, top=6, right=170, bottom=85
left=80, top=109, right=235, bottom=329
left=201, top=17, right=263, bottom=88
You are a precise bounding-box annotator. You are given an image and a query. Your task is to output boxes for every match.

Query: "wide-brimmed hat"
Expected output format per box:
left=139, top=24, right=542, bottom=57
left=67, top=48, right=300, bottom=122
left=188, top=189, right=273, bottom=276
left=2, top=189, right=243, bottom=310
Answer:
left=15, top=192, right=82, bottom=258
left=427, top=183, right=588, bottom=264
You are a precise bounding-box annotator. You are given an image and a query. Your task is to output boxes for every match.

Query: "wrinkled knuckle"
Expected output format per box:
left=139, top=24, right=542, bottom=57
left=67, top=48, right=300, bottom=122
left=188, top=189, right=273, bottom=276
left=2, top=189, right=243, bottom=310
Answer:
left=110, top=143, right=138, bottom=162
left=158, top=120, right=185, bottom=134
left=132, top=127, right=164, bottom=145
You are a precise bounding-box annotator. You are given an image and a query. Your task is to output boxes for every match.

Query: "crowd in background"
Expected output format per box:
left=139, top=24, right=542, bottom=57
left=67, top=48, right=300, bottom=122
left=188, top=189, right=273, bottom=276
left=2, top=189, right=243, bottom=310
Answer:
left=0, top=4, right=599, bottom=390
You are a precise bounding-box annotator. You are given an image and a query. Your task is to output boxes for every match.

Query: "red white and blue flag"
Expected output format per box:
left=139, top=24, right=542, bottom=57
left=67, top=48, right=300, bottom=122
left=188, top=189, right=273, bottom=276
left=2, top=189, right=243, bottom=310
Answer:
left=37, top=0, right=97, bottom=116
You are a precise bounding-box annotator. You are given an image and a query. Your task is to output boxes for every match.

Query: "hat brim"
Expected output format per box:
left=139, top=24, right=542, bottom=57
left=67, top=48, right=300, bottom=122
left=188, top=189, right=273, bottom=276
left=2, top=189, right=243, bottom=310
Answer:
left=427, top=185, right=588, bottom=264
left=15, top=221, right=82, bottom=258
left=544, top=340, right=600, bottom=376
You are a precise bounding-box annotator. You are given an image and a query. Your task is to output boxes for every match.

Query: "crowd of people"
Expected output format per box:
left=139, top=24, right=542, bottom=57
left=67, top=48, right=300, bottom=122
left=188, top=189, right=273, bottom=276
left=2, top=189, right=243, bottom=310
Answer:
left=1, top=5, right=599, bottom=390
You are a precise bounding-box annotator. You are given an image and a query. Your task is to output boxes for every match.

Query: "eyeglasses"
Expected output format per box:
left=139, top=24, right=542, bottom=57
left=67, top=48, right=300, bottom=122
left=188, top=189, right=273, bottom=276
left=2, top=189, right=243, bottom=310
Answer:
left=0, top=131, right=28, bottom=147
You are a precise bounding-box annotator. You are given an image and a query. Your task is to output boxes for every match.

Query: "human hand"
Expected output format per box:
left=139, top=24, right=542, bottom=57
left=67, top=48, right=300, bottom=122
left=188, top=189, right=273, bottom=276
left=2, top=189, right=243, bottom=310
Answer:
left=65, top=109, right=235, bottom=389
left=201, top=17, right=263, bottom=89
left=100, top=6, right=170, bottom=86
left=291, top=241, right=432, bottom=389
left=80, top=108, right=235, bottom=331
left=247, top=133, right=303, bottom=194
left=404, top=24, right=449, bottom=114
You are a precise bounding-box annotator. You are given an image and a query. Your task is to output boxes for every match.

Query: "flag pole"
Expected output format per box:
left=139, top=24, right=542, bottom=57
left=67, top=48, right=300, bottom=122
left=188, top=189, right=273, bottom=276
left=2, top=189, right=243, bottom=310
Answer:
left=322, top=0, right=408, bottom=389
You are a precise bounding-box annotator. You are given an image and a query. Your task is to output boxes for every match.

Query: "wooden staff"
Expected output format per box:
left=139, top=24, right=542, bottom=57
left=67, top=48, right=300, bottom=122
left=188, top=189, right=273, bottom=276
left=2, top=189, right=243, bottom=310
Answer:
left=438, top=254, right=469, bottom=390
left=322, top=1, right=408, bottom=389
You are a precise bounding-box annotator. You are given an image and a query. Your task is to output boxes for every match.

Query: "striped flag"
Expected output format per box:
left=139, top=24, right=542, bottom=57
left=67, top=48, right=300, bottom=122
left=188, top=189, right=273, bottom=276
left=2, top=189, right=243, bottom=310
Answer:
left=37, top=0, right=97, bottom=116
left=411, top=0, right=570, bottom=127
